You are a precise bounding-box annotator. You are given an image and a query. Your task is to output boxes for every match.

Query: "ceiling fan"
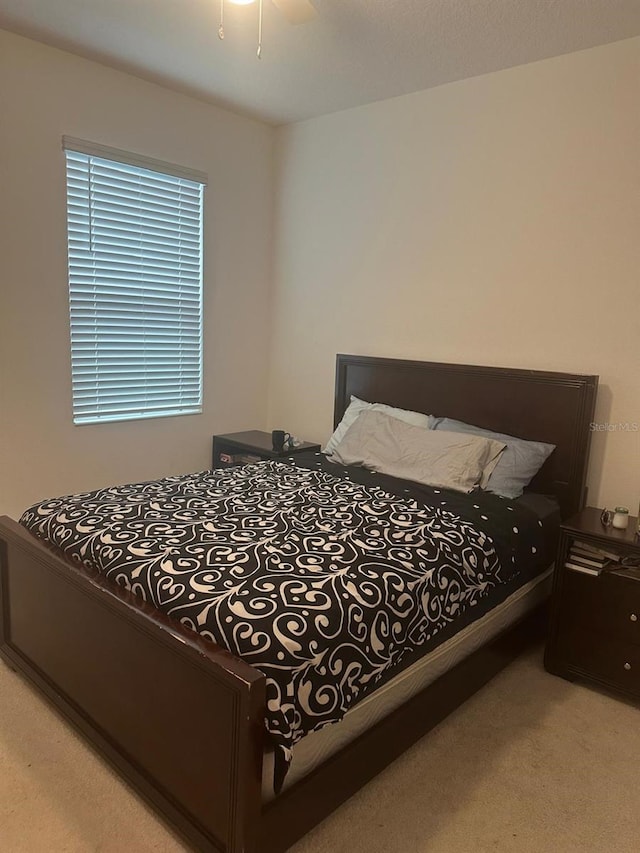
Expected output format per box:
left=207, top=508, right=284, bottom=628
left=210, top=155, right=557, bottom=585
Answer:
left=219, top=0, right=318, bottom=57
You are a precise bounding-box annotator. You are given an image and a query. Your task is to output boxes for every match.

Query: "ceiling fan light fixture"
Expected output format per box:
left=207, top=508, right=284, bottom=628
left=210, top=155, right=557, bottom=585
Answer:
left=218, top=0, right=316, bottom=56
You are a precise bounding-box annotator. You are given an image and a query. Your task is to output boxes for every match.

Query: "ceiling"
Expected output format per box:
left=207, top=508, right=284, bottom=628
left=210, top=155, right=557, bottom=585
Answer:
left=1, top=0, right=639, bottom=125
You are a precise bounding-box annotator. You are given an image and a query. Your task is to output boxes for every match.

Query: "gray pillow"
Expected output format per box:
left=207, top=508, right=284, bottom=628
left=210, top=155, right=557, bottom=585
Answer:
left=431, top=417, right=555, bottom=499
left=323, top=395, right=432, bottom=456
left=330, top=410, right=506, bottom=494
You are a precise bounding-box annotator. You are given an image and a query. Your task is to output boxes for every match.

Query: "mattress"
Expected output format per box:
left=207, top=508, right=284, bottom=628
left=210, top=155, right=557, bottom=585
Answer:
left=263, top=564, right=553, bottom=800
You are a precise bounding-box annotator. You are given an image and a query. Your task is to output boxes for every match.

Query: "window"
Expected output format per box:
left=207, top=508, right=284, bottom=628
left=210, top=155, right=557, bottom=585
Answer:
left=63, top=137, right=206, bottom=424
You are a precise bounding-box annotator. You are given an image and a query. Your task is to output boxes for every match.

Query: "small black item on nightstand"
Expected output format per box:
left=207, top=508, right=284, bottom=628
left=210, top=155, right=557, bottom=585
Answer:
left=544, top=506, right=640, bottom=701
left=212, top=430, right=321, bottom=469
left=271, top=430, right=291, bottom=452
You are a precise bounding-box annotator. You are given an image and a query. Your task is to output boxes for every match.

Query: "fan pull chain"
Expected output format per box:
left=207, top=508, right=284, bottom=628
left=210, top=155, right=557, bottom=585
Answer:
left=257, top=0, right=263, bottom=58
left=217, top=0, right=266, bottom=58
left=218, top=0, right=225, bottom=39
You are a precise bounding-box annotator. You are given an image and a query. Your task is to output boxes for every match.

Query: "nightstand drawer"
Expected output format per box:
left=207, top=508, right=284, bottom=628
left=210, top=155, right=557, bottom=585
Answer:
left=559, top=569, right=640, bottom=645
left=557, top=628, right=640, bottom=695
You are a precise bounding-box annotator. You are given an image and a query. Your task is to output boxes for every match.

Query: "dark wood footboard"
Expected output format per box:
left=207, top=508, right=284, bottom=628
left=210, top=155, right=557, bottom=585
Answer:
left=1, top=512, right=547, bottom=853
left=0, top=517, right=265, bottom=853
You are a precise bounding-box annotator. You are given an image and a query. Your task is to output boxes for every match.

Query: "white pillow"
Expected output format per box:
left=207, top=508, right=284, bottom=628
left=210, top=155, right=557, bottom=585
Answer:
left=329, top=410, right=506, bottom=494
left=323, top=396, right=432, bottom=456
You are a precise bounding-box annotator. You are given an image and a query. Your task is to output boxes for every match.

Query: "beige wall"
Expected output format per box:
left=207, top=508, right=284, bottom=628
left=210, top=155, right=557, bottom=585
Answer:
left=2, top=31, right=638, bottom=520
left=269, top=38, right=640, bottom=511
left=0, top=30, right=274, bottom=518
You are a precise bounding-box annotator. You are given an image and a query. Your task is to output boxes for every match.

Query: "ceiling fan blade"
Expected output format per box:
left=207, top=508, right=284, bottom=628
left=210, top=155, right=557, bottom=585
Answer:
left=272, top=0, right=318, bottom=25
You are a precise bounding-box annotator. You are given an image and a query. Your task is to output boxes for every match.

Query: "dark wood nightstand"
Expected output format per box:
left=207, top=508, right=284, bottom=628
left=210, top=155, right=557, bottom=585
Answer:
left=544, top=506, right=640, bottom=701
left=212, top=431, right=321, bottom=468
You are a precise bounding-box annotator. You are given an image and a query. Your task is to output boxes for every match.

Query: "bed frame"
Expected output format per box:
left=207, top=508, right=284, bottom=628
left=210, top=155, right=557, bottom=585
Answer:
left=0, top=355, right=597, bottom=852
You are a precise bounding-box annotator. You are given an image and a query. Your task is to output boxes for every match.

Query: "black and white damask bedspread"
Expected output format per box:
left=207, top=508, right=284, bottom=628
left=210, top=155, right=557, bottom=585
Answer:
left=20, top=454, right=555, bottom=788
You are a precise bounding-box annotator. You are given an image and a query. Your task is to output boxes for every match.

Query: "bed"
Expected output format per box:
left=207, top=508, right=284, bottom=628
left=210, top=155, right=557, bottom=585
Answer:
left=0, top=355, right=597, bottom=852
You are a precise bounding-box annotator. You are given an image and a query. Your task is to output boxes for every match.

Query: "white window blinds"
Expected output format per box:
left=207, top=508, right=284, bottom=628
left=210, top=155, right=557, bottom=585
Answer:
left=63, top=138, right=206, bottom=425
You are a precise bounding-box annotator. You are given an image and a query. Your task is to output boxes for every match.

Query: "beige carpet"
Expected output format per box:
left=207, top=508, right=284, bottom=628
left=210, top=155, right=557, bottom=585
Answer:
left=1, top=646, right=638, bottom=852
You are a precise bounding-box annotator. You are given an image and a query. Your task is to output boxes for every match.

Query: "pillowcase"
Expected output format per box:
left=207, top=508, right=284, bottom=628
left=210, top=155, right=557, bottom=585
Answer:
left=329, top=410, right=506, bottom=494
left=431, top=417, right=555, bottom=499
left=323, top=395, right=432, bottom=456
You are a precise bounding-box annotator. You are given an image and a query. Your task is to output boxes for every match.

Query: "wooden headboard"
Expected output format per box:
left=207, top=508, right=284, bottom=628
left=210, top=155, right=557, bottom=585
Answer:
left=334, top=355, right=598, bottom=520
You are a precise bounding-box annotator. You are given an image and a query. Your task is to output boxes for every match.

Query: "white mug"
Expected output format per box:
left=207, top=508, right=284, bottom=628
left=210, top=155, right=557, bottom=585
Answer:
left=612, top=507, right=629, bottom=530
